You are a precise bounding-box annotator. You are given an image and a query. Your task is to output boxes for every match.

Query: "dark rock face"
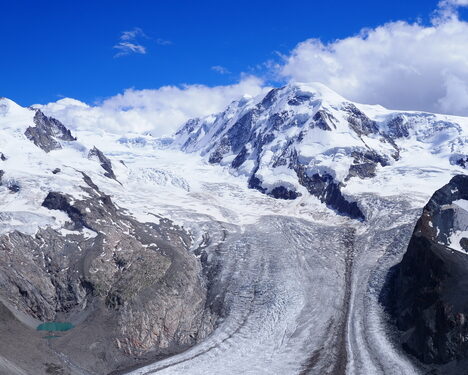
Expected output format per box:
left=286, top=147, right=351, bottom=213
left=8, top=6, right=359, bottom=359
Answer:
left=227, top=110, right=257, bottom=154
left=344, top=104, right=379, bottom=136
left=7, top=183, right=20, bottom=193
left=295, top=166, right=365, bottom=220
left=312, top=110, right=335, bottom=131
left=88, top=146, right=117, bottom=180
left=209, top=138, right=231, bottom=164
left=25, top=110, right=76, bottom=152
left=451, top=155, right=468, bottom=169
left=385, top=174, right=468, bottom=370
left=387, top=115, right=410, bottom=138
left=270, top=186, right=300, bottom=200
left=0, top=173, right=214, bottom=374
left=42, top=191, right=89, bottom=230
left=231, top=146, right=249, bottom=169
left=346, top=150, right=390, bottom=181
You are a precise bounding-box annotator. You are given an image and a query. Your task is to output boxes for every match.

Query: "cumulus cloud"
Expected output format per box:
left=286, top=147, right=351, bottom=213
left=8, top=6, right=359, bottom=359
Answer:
left=38, top=76, right=268, bottom=136
left=38, top=2, right=468, bottom=138
left=435, top=0, right=468, bottom=21
left=114, top=28, right=147, bottom=57
left=278, top=4, right=468, bottom=115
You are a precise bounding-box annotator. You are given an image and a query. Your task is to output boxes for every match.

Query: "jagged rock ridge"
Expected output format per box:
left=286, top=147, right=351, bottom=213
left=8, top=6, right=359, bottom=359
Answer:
left=385, top=174, right=468, bottom=373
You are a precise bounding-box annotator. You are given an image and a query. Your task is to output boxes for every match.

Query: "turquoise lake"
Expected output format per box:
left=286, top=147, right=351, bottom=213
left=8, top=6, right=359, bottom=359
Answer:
left=36, top=322, right=75, bottom=332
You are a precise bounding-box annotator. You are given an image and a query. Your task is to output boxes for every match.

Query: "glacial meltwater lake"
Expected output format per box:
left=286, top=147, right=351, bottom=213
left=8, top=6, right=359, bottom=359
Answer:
left=36, top=322, right=75, bottom=332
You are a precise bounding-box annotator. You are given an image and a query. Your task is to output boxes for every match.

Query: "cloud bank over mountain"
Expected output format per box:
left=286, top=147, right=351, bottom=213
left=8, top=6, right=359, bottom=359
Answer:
left=278, top=1, right=468, bottom=115
left=37, top=76, right=268, bottom=136
left=40, top=2, right=468, bottom=135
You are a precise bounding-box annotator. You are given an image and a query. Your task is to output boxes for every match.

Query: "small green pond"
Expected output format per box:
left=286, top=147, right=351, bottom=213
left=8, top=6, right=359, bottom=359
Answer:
left=37, top=322, right=75, bottom=332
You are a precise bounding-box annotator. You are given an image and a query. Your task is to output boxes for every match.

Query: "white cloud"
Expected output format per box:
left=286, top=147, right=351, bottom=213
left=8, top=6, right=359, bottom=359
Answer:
left=435, top=0, right=468, bottom=21
left=114, top=28, right=147, bottom=57
left=37, top=76, right=268, bottom=137
left=37, top=3, right=468, bottom=139
left=278, top=6, right=468, bottom=115
left=120, top=27, right=146, bottom=41
left=114, top=42, right=146, bottom=56
left=211, top=65, right=231, bottom=75
left=156, top=38, right=172, bottom=46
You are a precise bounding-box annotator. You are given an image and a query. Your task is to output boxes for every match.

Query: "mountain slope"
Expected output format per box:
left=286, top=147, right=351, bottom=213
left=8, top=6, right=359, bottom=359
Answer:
left=386, top=174, right=468, bottom=373
left=0, top=83, right=467, bottom=375
left=0, top=98, right=214, bottom=375
left=174, top=83, right=467, bottom=219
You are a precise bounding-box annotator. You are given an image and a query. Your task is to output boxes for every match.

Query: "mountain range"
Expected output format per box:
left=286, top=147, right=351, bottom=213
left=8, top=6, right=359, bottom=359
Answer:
left=0, top=82, right=466, bottom=375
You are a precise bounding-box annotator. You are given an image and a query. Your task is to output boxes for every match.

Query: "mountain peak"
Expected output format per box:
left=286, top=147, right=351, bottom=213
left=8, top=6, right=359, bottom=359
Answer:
left=286, top=81, right=348, bottom=102
left=174, top=83, right=467, bottom=219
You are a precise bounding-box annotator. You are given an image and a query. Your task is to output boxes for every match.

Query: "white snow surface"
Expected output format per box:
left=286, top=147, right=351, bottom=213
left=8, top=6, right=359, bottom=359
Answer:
left=448, top=199, right=468, bottom=252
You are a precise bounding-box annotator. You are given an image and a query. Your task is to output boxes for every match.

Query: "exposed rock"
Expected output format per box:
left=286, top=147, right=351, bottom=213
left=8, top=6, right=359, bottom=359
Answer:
left=451, top=155, right=468, bottom=169
left=0, top=171, right=20, bottom=192
left=208, top=138, right=230, bottom=164
left=88, top=146, right=117, bottom=180
left=0, top=173, right=213, bottom=373
left=231, top=146, right=249, bottom=169
left=7, top=183, right=20, bottom=193
left=344, top=103, right=379, bottom=136
left=0, top=153, right=6, bottom=161
left=346, top=150, right=390, bottom=181
left=174, top=85, right=401, bottom=220
left=387, top=115, right=410, bottom=138
left=312, top=110, right=335, bottom=131
left=270, top=186, right=300, bottom=200
left=52, top=168, right=61, bottom=174
left=295, top=166, right=365, bottom=220
left=25, top=110, right=76, bottom=153
left=385, top=174, right=468, bottom=371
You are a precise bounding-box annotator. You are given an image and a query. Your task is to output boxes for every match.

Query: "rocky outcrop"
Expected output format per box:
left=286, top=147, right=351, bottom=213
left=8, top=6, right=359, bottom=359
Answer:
left=386, top=174, right=468, bottom=371
left=294, top=165, right=365, bottom=220
left=88, top=146, right=117, bottom=180
left=0, top=170, right=20, bottom=193
left=0, top=173, right=213, bottom=374
left=345, top=150, right=390, bottom=181
left=451, top=154, right=468, bottom=169
left=25, top=110, right=76, bottom=152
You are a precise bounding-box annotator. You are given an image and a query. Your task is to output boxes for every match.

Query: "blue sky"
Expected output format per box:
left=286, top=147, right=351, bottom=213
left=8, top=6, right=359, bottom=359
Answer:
left=1, top=0, right=447, bottom=106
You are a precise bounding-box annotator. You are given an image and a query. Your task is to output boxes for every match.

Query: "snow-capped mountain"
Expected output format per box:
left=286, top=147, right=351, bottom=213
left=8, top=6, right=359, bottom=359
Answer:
left=0, top=84, right=467, bottom=375
left=175, top=82, right=467, bottom=219
left=0, top=98, right=215, bottom=374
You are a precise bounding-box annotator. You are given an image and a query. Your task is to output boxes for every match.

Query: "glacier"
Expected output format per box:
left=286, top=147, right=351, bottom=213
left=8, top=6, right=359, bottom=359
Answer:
left=0, top=82, right=466, bottom=375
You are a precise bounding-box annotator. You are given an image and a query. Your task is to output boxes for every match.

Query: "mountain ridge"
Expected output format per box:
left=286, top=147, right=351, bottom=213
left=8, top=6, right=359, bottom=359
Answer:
left=174, top=82, right=467, bottom=219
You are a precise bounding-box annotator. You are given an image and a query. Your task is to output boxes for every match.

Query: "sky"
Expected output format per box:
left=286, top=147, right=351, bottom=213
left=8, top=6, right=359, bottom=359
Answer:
left=2, top=0, right=468, bottom=136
